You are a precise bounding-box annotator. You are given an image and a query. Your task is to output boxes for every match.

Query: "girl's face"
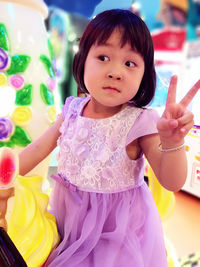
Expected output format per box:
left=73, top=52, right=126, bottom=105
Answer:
left=83, top=29, right=145, bottom=110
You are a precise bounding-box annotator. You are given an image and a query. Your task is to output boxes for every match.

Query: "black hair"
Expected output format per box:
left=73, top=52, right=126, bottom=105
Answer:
left=73, top=9, right=156, bottom=107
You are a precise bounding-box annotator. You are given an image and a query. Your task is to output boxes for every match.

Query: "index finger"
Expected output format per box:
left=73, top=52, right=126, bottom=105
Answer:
left=165, top=75, right=178, bottom=106
left=180, top=79, right=200, bottom=107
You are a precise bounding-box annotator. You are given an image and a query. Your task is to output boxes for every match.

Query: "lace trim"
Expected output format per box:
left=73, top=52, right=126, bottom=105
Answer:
left=57, top=97, right=144, bottom=193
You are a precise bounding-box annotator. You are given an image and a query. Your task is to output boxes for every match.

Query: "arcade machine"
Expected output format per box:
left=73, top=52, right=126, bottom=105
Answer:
left=152, top=0, right=200, bottom=198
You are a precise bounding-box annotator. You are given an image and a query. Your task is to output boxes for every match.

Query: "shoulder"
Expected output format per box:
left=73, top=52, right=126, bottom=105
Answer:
left=135, top=107, right=160, bottom=131
left=126, top=107, right=160, bottom=145
left=125, top=105, right=159, bottom=124
left=62, top=96, right=88, bottom=118
left=138, top=107, right=160, bottom=123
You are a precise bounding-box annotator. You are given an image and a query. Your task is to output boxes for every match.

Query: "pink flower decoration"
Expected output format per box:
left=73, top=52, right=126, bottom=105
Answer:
left=10, top=74, right=24, bottom=90
left=48, top=77, right=56, bottom=91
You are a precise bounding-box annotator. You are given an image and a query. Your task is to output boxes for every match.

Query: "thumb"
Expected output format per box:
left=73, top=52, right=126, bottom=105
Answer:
left=157, top=117, right=178, bottom=132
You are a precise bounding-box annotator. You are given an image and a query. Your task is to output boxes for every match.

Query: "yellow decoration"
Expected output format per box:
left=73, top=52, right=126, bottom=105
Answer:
left=145, top=161, right=177, bottom=266
left=166, top=0, right=187, bottom=11
left=160, top=0, right=188, bottom=12
left=0, top=73, right=7, bottom=86
left=145, top=160, right=175, bottom=221
left=165, top=237, right=179, bottom=267
left=195, top=153, right=200, bottom=161
left=7, top=175, right=60, bottom=267
left=185, top=145, right=190, bottom=152
left=12, top=106, right=32, bottom=125
left=47, top=105, right=57, bottom=123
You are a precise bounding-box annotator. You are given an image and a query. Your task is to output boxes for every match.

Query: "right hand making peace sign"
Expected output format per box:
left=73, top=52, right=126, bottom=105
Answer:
left=157, top=76, right=200, bottom=148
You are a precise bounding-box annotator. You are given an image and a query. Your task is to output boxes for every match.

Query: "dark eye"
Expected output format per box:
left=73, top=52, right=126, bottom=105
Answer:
left=98, top=55, right=109, bottom=61
left=125, top=61, right=135, bottom=67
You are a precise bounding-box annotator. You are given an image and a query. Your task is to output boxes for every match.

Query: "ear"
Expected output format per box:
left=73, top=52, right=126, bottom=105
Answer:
left=0, top=147, right=18, bottom=189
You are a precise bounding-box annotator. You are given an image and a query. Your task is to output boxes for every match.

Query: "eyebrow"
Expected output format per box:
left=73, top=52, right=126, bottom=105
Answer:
left=96, top=43, right=137, bottom=54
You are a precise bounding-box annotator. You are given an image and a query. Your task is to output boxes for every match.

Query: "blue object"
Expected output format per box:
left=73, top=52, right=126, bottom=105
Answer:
left=44, top=0, right=102, bottom=17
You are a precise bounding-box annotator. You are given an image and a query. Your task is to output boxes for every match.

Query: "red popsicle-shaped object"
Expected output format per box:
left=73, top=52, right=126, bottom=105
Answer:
left=0, top=147, right=18, bottom=189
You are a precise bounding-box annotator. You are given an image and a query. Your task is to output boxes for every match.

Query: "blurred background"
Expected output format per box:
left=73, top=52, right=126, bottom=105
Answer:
left=0, top=0, right=199, bottom=266
left=43, top=0, right=200, bottom=114
left=43, top=1, right=200, bottom=266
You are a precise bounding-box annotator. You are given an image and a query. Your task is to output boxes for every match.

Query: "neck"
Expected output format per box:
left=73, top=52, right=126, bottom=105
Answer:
left=83, top=97, right=127, bottom=119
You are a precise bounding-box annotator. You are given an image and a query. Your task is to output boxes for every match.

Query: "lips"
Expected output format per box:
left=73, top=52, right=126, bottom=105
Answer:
left=103, top=86, right=120, bottom=92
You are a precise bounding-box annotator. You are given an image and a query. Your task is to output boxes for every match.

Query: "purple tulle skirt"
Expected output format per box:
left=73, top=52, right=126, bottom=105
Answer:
left=45, top=181, right=168, bottom=267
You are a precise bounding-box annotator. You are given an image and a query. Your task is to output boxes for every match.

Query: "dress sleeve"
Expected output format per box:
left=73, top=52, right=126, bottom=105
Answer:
left=61, top=96, right=74, bottom=118
left=126, top=108, right=160, bottom=146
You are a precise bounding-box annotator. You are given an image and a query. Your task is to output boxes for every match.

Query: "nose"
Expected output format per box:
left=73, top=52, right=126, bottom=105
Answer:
left=107, top=72, right=122, bottom=81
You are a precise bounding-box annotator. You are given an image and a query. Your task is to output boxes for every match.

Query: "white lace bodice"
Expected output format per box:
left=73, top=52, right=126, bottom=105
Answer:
left=57, top=97, right=146, bottom=193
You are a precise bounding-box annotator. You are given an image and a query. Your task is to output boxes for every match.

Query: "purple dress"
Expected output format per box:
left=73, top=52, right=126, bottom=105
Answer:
left=45, top=96, right=168, bottom=267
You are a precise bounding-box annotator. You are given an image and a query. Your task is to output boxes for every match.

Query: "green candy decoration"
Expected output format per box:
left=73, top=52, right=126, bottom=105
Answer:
left=0, top=141, right=13, bottom=148
left=40, top=54, right=55, bottom=78
left=0, top=24, right=33, bottom=148
left=40, top=83, right=54, bottom=105
left=0, top=23, right=9, bottom=51
left=7, top=54, right=31, bottom=75
left=48, top=39, right=54, bottom=61
left=10, top=126, right=32, bottom=147
left=15, top=84, right=33, bottom=105
left=0, top=126, right=31, bottom=147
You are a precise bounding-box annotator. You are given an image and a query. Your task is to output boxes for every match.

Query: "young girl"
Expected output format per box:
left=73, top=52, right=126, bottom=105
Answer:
left=19, top=9, right=200, bottom=267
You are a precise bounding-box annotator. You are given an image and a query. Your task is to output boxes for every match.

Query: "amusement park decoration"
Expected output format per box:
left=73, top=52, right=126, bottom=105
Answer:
left=0, top=0, right=57, bottom=179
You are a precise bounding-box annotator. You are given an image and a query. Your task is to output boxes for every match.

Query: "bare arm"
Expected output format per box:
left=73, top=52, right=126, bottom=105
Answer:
left=139, top=133, right=187, bottom=192
left=19, top=114, right=63, bottom=175
left=140, top=76, right=199, bottom=192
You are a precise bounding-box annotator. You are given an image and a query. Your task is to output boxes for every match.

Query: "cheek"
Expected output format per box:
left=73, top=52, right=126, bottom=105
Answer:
left=135, top=69, right=145, bottom=88
left=84, top=67, right=91, bottom=86
left=83, top=68, right=95, bottom=92
left=84, top=64, right=100, bottom=87
left=83, top=63, right=90, bottom=88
